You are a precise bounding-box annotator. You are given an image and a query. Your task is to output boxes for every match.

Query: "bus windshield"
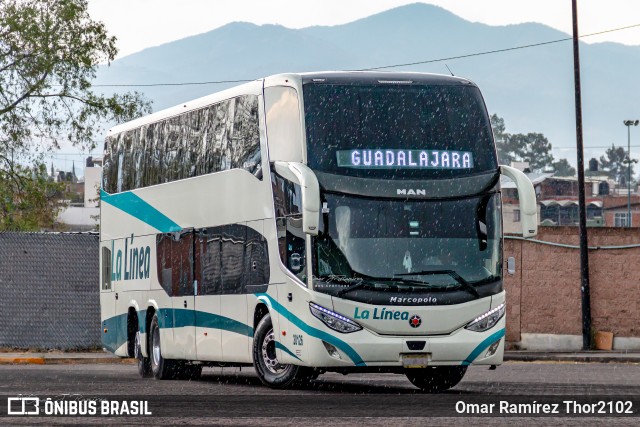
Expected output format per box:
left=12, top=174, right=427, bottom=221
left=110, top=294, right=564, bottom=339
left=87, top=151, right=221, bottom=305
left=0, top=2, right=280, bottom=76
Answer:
left=303, top=83, right=496, bottom=180
left=312, top=193, right=502, bottom=293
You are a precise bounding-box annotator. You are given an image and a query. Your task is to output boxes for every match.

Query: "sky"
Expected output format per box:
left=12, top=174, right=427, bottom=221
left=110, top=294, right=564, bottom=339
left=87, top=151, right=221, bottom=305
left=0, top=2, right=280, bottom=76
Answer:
left=53, top=0, right=640, bottom=173
left=87, top=0, right=640, bottom=59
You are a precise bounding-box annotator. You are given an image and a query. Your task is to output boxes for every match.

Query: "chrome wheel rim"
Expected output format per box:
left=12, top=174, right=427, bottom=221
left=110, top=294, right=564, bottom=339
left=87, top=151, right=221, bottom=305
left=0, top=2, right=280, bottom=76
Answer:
left=261, top=329, right=285, bottom=374
left=134, top=331, right=141, bottom=360
left=152, top=326, right=161, bottom=366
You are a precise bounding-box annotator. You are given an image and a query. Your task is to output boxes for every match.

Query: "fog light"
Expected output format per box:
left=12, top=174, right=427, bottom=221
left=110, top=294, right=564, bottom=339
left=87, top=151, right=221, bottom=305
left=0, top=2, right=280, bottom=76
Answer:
left=485, top=339, right=502, bottom=357
left=323, top=341, right=341, bottom=359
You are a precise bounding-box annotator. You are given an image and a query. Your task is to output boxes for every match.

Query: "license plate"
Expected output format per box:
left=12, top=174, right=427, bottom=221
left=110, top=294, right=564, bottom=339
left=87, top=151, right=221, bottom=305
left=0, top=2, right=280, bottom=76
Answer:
left=402, top=353, right=430, bottom=368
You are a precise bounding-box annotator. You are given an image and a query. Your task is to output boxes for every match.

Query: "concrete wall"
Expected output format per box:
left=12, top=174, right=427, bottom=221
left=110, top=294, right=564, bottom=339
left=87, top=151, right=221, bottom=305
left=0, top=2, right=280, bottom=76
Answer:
left=504, top=227, right=640, bottom=350
left=57, top=206, right=99, bottom=231
left=84, top=166, right=102, bottom=207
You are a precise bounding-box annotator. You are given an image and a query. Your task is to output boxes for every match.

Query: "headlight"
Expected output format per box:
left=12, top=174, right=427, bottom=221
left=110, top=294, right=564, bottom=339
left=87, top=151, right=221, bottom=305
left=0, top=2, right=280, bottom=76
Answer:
left=309, top=302, right=362, bottom=333
left=465, top=303, right=505, bottom=332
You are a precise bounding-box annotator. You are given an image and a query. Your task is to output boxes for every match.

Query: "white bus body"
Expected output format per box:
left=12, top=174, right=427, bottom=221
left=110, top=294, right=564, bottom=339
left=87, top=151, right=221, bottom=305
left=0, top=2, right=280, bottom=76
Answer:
left=99, top=72, right=536, bottom=391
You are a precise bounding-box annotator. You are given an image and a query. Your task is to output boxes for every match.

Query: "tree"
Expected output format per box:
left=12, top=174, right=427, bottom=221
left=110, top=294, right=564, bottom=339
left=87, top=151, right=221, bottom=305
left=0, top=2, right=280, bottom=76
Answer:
left=599, top=144, right=634, bottom=184
left=508, top=132, right=554, bottom=171
left=491, top=114, right=513, bottom=164
left=491, top=114, right=555, bottom=171
left=552, top=158, right=576, bottom=177
left=0, top=0, right=151, bottom=230
left=0, top=163, right=65, bottom=230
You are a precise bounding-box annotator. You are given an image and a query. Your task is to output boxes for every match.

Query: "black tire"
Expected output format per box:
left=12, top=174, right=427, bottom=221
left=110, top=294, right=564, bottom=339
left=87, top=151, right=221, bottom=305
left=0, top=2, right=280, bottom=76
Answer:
left=406, top=366, right=467, bottom=393
left=135, top=328, right=152, bottom=378
left=149, top=313, right=178, bottom=380
left=253, top=314, right=309, bottom=388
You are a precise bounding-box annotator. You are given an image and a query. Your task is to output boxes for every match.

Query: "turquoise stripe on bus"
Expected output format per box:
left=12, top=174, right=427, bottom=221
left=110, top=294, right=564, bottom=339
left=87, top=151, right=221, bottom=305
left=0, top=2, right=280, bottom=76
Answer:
left=158, top=308, right=254, bottom=337
left=101, top=313, right=128, bottom=353
left=275, top=341, right=302, bottom=362
left=101, top=309, right=254, bottom=353
left=461, top=328, right=506, bottom=366
left=100, top=189, right=181, bottom=233
left=256, top=293, right=366, bottom=367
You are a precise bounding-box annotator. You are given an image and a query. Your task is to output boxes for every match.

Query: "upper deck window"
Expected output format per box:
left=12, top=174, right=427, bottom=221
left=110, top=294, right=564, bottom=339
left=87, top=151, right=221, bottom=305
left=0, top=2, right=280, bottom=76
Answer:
left=303, top=83, right=496, bottom=179
left=103, top=94, right=261, bottom=194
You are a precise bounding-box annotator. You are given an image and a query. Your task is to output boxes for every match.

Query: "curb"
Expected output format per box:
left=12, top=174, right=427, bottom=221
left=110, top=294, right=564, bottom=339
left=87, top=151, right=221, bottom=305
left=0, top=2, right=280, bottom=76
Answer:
left=0, top=356, right=136, bottom=365
left=0, top=357, right=46, bottom=365
left=504, top=353, right=640, bottom=364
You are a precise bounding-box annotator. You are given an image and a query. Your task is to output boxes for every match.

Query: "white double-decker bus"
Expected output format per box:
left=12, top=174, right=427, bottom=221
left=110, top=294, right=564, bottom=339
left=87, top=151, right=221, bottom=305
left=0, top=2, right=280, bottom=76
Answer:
left=99, top=72, right=537, bottom=391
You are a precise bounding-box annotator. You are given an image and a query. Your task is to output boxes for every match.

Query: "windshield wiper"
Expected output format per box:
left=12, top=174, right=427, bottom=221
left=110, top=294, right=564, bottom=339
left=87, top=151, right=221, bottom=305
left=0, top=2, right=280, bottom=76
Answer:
left=467, top=275, right=501, bottom=286
left=335, top=277, right=429, bottom=297
left=394, top=270, right=480, bottom=298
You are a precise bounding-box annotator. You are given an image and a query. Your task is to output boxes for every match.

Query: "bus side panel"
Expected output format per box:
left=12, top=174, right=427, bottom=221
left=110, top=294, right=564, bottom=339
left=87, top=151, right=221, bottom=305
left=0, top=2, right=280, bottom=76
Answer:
left=194, top=294, right=223, bottom=361
left=101, top=172, right=273, bottom=363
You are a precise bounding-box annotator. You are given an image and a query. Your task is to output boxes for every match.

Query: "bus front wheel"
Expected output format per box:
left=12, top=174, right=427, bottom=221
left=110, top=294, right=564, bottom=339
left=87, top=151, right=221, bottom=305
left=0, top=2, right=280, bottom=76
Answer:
left=253, top=314, right=313, bottom=388
left=405, top=366, right=467, bottom=393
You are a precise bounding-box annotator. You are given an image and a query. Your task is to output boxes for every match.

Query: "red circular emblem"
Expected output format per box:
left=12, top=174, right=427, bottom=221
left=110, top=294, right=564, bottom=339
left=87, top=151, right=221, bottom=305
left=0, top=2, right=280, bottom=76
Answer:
left=409, top=314, right=422, bottom=328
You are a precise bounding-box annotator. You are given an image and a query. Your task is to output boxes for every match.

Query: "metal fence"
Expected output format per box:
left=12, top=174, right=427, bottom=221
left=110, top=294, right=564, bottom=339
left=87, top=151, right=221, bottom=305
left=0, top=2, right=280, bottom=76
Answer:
left=0, top=232, right=101, bottom=349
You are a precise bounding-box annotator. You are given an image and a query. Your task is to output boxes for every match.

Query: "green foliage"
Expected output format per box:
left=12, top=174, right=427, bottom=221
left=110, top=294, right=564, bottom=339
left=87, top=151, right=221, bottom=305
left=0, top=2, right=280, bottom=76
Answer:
left=491, top=114, right=566, bottom=172
left=0, top=163, right=65, bottom=230
left=0, top=0, right=151, bottom=230
left=599, top=144, right=634, bottom=184
left=552, top=158, right=576, bottom=177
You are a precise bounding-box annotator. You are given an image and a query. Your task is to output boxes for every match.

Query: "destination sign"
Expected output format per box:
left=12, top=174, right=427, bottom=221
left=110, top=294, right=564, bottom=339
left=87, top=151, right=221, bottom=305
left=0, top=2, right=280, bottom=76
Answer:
left=336, top=149, right=474, bottom=169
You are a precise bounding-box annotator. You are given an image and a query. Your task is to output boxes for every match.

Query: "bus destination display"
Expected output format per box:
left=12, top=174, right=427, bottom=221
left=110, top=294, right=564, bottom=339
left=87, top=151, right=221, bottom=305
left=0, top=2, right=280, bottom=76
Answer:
left=336, top=149, right=474, bottom=169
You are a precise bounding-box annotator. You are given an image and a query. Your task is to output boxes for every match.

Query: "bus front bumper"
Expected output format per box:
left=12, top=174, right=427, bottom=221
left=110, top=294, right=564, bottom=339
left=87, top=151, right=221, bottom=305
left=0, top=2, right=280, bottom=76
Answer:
left=277, top=317, right=506, bottom=368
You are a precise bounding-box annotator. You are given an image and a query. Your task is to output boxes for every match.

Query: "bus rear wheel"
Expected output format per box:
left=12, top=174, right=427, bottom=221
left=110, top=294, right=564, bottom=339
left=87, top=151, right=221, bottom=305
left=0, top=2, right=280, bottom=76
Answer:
left=253, top=314, right=312, bottom=388
left=405, top=366, right=467, bottom=393
left=135, top=330, right=152, bottom=378
left=149, top=313, right=179, bottom=380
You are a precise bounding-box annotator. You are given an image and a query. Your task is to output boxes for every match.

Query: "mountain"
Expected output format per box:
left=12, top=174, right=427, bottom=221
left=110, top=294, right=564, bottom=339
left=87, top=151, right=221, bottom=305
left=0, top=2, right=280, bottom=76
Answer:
left=95, top=3, right=640, bottom=165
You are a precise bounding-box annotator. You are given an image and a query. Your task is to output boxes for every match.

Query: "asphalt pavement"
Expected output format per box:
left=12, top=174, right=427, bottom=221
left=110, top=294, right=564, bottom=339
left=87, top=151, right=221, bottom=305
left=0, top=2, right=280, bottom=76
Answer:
left=0, top=362, right=638, bottom=425
left=1, top=350, right=639, bottom=364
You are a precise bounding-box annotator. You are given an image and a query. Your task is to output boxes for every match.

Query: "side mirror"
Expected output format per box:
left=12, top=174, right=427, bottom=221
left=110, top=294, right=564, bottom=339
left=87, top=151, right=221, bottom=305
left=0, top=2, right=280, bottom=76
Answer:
left=273, top=161, right=320, bottom=236
left=500, top=165, right=538, bottom=238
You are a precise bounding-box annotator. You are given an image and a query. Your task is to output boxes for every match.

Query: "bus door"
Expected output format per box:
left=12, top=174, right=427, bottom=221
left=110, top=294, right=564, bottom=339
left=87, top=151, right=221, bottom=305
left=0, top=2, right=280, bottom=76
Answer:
left=168, top=229, right=197, bottom=360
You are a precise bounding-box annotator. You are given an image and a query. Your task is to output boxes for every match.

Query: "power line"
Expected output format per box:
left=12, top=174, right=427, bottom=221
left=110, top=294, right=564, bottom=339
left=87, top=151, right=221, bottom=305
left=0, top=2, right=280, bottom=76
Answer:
left=90, top=79, right=253, bottom=88
left=358, top=22, right=640, bottom=71
left=89, top=22, right=640, bottom=87
left=555, top=145, right=640, bottom=150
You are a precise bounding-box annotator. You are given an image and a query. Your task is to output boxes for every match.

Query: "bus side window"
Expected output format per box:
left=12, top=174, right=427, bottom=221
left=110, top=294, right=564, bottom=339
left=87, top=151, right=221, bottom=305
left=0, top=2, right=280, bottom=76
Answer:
left=156, top=233, right=173, bottom=296
left=101, top=246, right=112, bottom=290
left=171, top=231, right=194, bottom=297
left=232, top=95, right=262, bottom=177
left=198, top=228, right=222, bottom=296
left=220, top=224, right=247, bottom=295
left=272, top=172, right=306, bottom=283
left=265, top=86, right=303, bottom=163
left=245, top=227, right=270, bottom=290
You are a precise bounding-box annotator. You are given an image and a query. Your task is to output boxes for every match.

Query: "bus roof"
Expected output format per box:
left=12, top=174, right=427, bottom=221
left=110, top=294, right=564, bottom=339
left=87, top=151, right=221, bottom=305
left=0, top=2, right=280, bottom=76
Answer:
left=107, top=71, right=476, bottom=137
left=296, top=71, right=476, bottom=87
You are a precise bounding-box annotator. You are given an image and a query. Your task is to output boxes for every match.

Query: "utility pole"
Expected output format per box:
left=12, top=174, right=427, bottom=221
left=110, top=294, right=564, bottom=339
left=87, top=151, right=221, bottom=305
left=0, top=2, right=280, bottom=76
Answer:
left=624, top=119, right=639, bottom=227
left=571, top=0, right=591, bottom=350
